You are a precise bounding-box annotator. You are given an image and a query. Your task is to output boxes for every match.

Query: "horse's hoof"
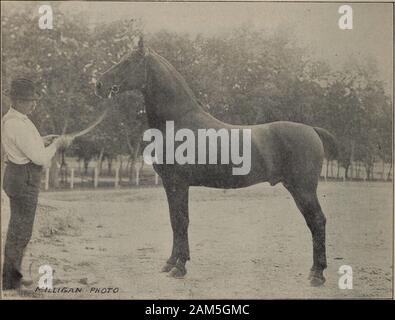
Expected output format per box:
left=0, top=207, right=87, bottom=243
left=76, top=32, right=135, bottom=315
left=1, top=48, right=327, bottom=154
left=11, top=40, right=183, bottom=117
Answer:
left=310, top=276, right=326, bottom=287
left=161, top=263, right=175, bottom=273
left=168, top=266, right=187, bottom=279
left=308, top=269, right=324, bottom=280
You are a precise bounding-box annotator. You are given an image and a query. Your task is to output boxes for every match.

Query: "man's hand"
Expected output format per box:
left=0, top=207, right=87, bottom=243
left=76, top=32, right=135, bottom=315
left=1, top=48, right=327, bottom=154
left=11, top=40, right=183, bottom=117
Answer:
left=53, top=135, right=74, bottom=150
left=42, top=134, right=59, bottom=147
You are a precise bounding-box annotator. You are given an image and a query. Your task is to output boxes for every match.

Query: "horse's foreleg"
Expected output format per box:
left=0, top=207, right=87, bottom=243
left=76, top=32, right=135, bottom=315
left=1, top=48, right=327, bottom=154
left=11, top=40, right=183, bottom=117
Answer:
left=284, top=184, right=327, bottom=287
left=161, top=180, right=190, bottom=278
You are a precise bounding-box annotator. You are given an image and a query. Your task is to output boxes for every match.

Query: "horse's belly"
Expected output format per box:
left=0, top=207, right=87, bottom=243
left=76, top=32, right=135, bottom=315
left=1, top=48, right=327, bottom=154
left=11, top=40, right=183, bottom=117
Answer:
left=191, top=173, right=264, bottom=189
left=185, top=162, right=270, bottom=189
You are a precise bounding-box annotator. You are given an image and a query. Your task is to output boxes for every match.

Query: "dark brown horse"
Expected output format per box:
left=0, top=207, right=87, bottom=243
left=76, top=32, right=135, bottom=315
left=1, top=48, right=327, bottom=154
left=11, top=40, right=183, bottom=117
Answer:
left=96, top=37, right=338, bottom=286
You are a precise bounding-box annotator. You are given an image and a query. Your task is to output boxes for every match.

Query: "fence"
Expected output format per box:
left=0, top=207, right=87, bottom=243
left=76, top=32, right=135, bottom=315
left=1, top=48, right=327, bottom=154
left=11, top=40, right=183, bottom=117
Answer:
left=320, top=160, right=392, bottom=182
left=39, top=159, right=392, bottom=191
left=41, top=161, right=162, bottom=191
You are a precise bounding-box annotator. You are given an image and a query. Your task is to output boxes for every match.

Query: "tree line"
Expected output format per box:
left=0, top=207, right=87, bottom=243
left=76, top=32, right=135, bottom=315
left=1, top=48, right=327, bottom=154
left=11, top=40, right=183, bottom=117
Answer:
left=1, top=5, right=392, bottom=186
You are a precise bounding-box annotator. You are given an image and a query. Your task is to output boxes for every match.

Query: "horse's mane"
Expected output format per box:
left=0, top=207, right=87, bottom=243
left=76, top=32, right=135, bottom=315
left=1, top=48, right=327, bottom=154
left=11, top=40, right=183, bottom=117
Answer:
left=145, top=48, right=221, bottom=121
left=148, top=49, right=201, bottom=104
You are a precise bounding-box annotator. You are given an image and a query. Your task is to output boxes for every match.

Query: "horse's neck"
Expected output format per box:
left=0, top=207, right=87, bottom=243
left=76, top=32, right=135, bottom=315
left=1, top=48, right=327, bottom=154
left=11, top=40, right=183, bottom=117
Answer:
left=142, top=52, right=203, bottom=129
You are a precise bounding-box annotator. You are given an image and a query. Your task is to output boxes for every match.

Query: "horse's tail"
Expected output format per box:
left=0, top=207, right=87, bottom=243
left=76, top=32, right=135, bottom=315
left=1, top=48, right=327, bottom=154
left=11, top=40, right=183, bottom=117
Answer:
left=313, top=127, right=339, bottom=160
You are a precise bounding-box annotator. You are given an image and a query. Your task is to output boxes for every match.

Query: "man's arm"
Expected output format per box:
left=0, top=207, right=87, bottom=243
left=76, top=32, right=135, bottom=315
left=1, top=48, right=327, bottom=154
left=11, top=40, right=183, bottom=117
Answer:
left=7, top=120, right=59, bottom=166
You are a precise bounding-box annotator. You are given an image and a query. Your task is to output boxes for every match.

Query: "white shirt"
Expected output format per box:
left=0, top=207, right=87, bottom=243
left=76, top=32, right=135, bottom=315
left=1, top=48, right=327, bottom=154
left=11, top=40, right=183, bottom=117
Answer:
left=2, top=107, right=57, bottom=166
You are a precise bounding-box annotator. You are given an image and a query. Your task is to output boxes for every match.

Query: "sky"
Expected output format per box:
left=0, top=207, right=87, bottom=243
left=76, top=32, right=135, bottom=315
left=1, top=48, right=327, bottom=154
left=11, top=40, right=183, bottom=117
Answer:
left=2, top=1, right=394, bottom=93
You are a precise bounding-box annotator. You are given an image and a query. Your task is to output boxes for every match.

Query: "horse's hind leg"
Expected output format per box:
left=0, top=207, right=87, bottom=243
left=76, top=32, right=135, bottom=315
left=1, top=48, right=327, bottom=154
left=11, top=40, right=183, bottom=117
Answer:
left=161, top=179, right=190, bottom=278
left=284, top=183, right=327, bottom=286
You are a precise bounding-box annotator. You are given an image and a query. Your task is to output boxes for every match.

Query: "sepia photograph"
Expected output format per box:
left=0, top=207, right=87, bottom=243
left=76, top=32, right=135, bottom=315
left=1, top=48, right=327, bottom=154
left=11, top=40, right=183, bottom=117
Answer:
left=0, top=1, right=393, bottom=301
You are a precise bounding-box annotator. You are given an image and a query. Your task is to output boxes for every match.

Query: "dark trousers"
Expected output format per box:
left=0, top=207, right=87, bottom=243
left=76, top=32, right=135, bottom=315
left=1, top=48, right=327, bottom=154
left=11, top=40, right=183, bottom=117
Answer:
left=2, top=162, right=42, bottom=290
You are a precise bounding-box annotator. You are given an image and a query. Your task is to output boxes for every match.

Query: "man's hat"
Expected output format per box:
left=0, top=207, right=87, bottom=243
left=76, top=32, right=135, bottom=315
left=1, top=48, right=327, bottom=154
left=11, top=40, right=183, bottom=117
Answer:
left=4, top=78, right=42, bottom=101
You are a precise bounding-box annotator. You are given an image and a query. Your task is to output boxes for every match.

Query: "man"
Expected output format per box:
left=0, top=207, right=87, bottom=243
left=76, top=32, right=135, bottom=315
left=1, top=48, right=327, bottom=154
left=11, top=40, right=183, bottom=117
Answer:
left=1, top=78, right=73, bottom=290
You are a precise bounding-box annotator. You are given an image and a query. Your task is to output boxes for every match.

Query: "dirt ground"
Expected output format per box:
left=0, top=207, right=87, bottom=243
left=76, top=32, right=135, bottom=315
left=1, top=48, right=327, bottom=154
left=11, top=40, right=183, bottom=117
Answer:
left=1, top=181, right=393, bottom=299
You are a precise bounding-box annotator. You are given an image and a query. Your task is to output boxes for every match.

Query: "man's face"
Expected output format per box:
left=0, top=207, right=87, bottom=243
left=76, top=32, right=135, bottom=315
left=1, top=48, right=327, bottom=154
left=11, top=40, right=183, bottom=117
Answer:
left=14, top=99, right=37, bottom=115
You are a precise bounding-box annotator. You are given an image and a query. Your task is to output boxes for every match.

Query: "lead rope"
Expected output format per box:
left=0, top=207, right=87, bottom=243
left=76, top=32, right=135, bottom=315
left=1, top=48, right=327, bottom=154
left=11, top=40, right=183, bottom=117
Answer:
left=140, top=56, right=149, bottom=91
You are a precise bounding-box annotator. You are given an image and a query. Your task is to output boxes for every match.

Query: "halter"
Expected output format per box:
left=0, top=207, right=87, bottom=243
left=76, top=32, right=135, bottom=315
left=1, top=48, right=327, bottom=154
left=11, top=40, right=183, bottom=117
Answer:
left=109, top=50, right=149, bottom=97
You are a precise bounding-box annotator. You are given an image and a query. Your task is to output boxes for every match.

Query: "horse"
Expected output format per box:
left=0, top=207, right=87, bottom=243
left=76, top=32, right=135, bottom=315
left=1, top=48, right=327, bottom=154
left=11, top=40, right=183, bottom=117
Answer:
left=95, top=37, right=338, bottom=287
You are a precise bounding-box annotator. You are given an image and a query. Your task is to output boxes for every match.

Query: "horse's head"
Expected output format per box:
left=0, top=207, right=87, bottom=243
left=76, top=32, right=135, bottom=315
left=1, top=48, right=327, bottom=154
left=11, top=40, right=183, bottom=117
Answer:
left=95, top=36, right=148, bottom=99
